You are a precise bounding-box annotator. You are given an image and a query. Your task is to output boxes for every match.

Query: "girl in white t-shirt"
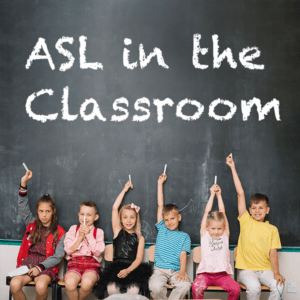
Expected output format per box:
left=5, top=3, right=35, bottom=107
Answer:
left=191, top=184, right=240, bottom=300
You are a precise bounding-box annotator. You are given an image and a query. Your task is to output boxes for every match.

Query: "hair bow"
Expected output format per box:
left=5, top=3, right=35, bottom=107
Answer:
left=207, top=212, right=213, bottom=218
left=131, top=203, right=140, bottom=213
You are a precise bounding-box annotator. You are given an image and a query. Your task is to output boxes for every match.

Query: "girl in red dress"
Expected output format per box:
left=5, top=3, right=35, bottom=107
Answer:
left=10, top=170, right=65, bottom=300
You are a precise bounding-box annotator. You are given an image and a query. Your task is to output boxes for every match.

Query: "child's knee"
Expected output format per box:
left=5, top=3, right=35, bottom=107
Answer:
left=149, top=277, right=164, bottom=293
left=270, top=281, right=284, bottom=295
left=65, top=277, right=79, bottom=291
left=81, top=276, right=96, bottom=291
left=246, top=281, right=261, bottom=296
left=229, top=282, right=241, bottom=295
left=35, top=280, right=48, bottom=295
left=107, top=283, right=120, bottom=295
left=177, top=280, right=191, bottom=293
left=80, top=281, right=94, bottom=293
left=127, top=284, right=139, bottom=294
left=10, top=277, right=23, bottom=293
left=192, top=276, right=207, bottom=293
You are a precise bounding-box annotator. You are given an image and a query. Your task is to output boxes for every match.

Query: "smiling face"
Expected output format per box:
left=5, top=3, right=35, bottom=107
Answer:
left=121, top=209, right=137, bottom=233
left=78, top=205, right=99, bottom=226
left=207, top=220, right=225, bottom=238
left=37, top=203, right=55, bottom=227
left=249, top=200, right=270, bottom=222
left=163, top=210, right=181, bottom=231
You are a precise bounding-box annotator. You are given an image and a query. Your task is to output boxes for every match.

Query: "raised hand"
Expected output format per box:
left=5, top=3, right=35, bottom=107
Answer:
left=158, top=174, right=167, bottom=185
left=215, top=184, right=222, bottom=196
left=123, top=181, right=133, bottom=192
left=210, top=184, right=217, bottom=195
left=21, top=170, right=32, bottom=187
left=226, top=155, right=235, bottom=169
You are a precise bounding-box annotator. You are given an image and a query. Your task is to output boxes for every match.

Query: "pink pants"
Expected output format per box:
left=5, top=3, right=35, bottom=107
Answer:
left=192, top=272, right=241, bottom=300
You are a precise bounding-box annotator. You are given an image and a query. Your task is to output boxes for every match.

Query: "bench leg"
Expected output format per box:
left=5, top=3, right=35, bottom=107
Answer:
left=51, top=282, right=57, bottom=300
left=57, top=286, right=62, bottom=300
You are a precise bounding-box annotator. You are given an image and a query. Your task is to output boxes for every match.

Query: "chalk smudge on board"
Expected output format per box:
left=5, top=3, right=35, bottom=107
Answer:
left=179, top=199, right=193, bottom=211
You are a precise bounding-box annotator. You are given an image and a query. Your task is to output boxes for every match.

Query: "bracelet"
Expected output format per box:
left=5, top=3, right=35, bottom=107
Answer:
left=20, top=183, right=27, bottom=190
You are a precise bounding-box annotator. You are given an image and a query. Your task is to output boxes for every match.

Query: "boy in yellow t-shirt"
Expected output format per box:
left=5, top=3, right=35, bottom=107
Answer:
left=226, top=155, right=285, bottom=300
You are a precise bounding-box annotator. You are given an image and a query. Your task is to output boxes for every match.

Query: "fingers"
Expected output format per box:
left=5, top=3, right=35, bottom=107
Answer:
left=117, top=271, right=127, bottom=278
left=175, top=275, right=185, bottom=282
left=24, top=170, right=32, bottom=179
left=125, top=181, right=134, bottom=190
left=279, top=276, right=285, bottom=286
left=28, top=268, right=38, bottom=277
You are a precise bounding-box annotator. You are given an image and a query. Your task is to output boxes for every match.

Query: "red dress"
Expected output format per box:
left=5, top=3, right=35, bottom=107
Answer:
left=20, top=227, right=58, bottom=281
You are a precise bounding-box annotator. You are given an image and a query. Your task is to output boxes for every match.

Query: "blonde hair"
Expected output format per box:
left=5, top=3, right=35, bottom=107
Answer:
left=79, top=201, right=98, bottom=214
left=162, top=204, right=179, bottom=216
left=206, top=211, right=226, bottom=227
left=118, top=204, right=142, bottom=239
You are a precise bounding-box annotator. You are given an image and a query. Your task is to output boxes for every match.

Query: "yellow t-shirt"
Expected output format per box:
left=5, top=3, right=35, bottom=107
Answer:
left=236, top=211, right=281, bottom=271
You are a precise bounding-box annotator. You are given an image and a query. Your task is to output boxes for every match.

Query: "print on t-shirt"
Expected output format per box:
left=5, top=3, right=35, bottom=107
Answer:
left=208, top=237, right=223, bottom=251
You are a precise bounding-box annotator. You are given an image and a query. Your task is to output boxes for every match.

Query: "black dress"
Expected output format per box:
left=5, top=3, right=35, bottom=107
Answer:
left=94, top=230, right=152, bottom=298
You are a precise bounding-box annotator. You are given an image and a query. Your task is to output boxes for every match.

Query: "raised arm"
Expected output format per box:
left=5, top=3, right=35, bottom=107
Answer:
left=200, top=185, right=216, bottom=237
left=18, top=170, right=35, bottom=226
left=216, top=185, right=230, bottom=238
left=112, top=180, right=133, bottom=237
left=226, top=155, right=246, bottom=217
left=157, top=174, right=167, bottom=223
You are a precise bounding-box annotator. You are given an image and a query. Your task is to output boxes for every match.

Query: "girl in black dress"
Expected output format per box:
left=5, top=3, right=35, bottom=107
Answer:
left=94, top=180, right=152, bottom=298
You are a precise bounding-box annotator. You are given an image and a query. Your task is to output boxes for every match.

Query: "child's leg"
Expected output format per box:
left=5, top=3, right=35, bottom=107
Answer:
left=214, top=273, right=241, bottom=300
left=64, top=272, right=81, bottom=300
left=149, top=267, right=169, bottom=299
left=259, top=270, right=284, bottom=300
left=238, top=269, right=261, bottom=300
left=191, top=274, right=210, bottom=299
left=169, top=270, right=191, bottom=300
left=127, top=284, right=140, bottom=294
left=107, top=282, right=120, bottom=295
left=10, top=274, right=32, bottom=300
left=34, top=274, right=52, bottom=300
left=79, top=272, right=98, bottom=300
